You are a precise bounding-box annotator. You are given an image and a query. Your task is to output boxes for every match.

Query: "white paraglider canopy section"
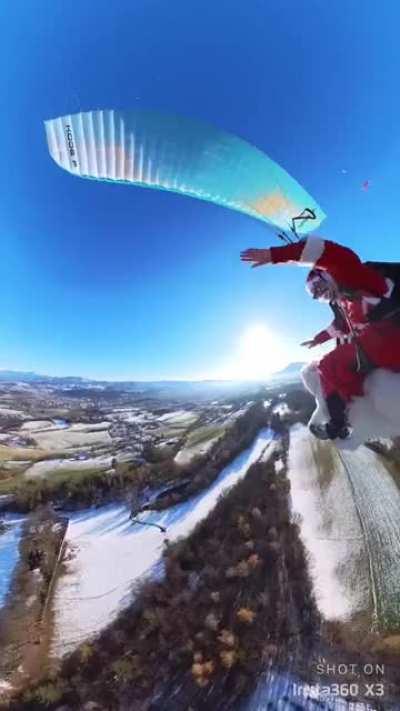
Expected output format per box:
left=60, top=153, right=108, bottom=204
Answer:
left=44, top=109, right=325, bottom=236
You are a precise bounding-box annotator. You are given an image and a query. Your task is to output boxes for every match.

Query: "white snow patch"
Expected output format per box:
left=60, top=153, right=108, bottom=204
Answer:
left=371, top=437, right=394, bottom=448
left=25, top=594, right=36, bottom=608
left=288, top=425, right=369, bottom=621
left=31, top=428, right=112, bottom=451
left=273, top=403, right=290, bottom=416
left=21, top=420, right=58, bottom=432
left=290, top=423, right=400, bottom=630
left=68, top=422, right=111, bottom=432
left=174, top=428, right=224, bottom=466
left=0, top=679, right=13, bottom=692
left=225, top=407, right=247, bottom=421
left=24, top=455, right=113, bottom=479
left=0, top=408, right=25, bottom=418
left=157, top=410, right=198, bottom=426
left=125, top=412, right=151, bottom=423
left=51, top=429, right=274, bottom=658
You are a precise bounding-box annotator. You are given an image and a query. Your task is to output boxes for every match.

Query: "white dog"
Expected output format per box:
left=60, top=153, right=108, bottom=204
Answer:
left=301, top=362, right=400, bottom=450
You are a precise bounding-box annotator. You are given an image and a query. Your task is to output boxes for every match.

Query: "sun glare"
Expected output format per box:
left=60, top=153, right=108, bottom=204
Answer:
left=218, top=324, right=288, bottom=380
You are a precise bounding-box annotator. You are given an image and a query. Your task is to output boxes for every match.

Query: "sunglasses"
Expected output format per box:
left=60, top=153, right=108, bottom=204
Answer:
left=311, top=280, right=331, bottom=299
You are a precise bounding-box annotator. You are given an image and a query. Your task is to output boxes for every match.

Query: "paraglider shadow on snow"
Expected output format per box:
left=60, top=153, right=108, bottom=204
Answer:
left=302, top=362, right=400, bottom=450
left=129, top=427, right=276, bottom=535
left=57, top=428, right=275, bottom=544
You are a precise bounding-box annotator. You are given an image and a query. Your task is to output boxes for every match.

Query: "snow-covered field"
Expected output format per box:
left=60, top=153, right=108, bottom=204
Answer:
left=339, top=446, right=400, bottom=628
left=174, top=437, right=221, bottom=465
left=31, top=426, right=112, bottom=452
left=174, top=426, right=225, bottom=465
left=157, top=410, right=198, bottom=425
left=21, top=420, right=68, bottom=432
left=51, top=429, right=274, bottom=657
left=288, top=425, right=400, bottom=629
left=288, top=425, right=368, bottom=622
left=0, top=514, right=25, bottom=607
left=24, top=455, right=113, bottom=479
left=0, top=408, right=26, bottom=418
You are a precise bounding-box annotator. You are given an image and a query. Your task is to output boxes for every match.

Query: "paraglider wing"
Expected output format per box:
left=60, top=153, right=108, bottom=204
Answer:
left=45, top=109, right=325, bottom=235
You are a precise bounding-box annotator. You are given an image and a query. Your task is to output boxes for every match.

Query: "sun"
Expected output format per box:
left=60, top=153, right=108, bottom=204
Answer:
left=217, top=324, right=289, bottom=380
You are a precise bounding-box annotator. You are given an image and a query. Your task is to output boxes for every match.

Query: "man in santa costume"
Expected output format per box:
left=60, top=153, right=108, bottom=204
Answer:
left=241, top=236, right=400, bottom=440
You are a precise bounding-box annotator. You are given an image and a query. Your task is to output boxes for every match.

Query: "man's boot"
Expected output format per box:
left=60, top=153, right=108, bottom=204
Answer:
left=309, top=393, right=350, bottom=440
left=325, top=392, right=350, bottom=439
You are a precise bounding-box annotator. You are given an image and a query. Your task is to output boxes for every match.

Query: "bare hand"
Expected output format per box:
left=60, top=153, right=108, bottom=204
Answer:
left=300, top=340, right=317, bottom=349
left=240, top=248, right=272, bottom=268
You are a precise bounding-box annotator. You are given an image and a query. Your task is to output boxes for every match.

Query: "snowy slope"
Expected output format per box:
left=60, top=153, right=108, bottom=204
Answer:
left=339, top=446, right=400, bottom=629
left=289, top=425, right=400, bottom=631
left=51, top=429, right=274, bottom=657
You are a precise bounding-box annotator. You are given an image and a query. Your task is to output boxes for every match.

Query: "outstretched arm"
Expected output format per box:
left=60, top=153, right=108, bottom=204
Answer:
left=302, top=319, right=350, bottom=348
left=240, top=242, right=304, bottom=268
left=241, top=236, right=388, bottom=297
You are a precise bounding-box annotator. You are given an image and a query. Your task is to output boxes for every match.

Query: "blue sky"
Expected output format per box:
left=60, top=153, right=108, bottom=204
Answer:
left=2, top=1, right=400, bottom=380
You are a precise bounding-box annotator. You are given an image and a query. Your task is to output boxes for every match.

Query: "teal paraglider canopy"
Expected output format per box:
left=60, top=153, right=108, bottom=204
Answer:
left=44, top=109, right=325, bottom=237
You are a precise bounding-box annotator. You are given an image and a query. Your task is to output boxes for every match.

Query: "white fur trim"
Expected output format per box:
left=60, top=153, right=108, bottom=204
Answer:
left=301, top=362, right=329, bottom=425
left=299, top=237, right=325, bottom=266
left=384, top=278, right=395, bottom=298
left=340, top=368, right=400, bottom=450
left=363, top=296, right=380, bottom=305
left=327, top=324, right=339, bottom=337
left=362, top=295, right=380, bottom=315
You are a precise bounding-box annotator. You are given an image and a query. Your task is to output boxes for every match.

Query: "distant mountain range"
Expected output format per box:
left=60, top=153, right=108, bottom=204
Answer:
left=0, top=370, right=86, bottom=383
left=0, top=364, right=305, bottom=398
left=271, top=362, right=306, bottom=378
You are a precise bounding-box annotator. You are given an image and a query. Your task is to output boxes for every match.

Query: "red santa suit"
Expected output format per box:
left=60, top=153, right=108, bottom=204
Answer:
left=268, top=237, right=400, bottom=402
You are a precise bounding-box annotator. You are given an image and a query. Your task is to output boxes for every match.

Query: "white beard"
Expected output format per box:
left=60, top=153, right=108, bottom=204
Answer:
left=301, top=362, right=400, bottom=450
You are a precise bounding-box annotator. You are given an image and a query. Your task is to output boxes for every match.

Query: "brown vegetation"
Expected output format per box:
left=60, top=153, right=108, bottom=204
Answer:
left=0, top=509, right=67, bottom=693
left=12, top=435, right=320, bottom=710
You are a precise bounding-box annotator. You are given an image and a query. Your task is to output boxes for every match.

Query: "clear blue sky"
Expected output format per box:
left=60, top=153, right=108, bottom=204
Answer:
left=2, top=1, right=400, bottom=380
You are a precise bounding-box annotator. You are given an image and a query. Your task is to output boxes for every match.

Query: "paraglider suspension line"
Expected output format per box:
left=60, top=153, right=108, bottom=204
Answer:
left=290, top=208, right=316, bottom=239
left=277, top=231, right=294, bottom=245
left=276, top=208, right=317, bottom=244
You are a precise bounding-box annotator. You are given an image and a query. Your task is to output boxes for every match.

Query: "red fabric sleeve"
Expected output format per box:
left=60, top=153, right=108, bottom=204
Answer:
left=269, top=243, right=304, bottom=265
left=313, top=329, right=332, bottom=345
left=316, top=241, right=387, bottom=297
left=270, top=238, right=387, bottom=297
